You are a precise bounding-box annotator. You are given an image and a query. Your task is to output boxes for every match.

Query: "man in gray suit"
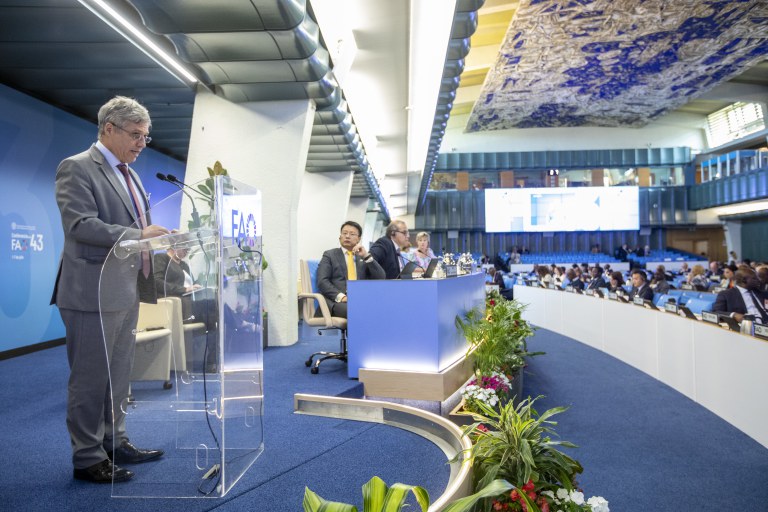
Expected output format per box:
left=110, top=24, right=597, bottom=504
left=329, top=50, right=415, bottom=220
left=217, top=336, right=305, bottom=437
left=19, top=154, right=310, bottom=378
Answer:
left=316, top=221, right=385, bottom=318
left=51, top=96, right=170, bottom=483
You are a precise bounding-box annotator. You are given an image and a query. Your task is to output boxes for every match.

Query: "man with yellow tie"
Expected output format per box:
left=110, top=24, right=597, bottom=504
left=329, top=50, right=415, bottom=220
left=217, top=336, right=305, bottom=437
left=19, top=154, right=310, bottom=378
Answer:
left=316, top=221, right=385, bottom=318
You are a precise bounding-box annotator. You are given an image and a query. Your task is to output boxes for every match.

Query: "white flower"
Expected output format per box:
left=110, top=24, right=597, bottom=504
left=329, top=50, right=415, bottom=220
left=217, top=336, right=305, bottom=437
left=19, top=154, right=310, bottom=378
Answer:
left=556, top=488, right=569, bottom=500
left=587, top=496, right=609, bottom=512
left=540, top=490, right=554, bottom=499
left=569, top=490, right=585, bottom=505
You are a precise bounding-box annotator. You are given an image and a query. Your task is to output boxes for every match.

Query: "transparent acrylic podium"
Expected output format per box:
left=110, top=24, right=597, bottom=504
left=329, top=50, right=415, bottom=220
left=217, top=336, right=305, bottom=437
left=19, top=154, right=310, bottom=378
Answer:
left=100, top=176, right=264, bottom=497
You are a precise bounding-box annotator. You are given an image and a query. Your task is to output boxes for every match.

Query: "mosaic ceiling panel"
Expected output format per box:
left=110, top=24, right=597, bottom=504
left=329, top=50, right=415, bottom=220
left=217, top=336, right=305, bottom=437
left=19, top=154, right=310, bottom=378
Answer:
left=466, top=0, right=768, bottom=131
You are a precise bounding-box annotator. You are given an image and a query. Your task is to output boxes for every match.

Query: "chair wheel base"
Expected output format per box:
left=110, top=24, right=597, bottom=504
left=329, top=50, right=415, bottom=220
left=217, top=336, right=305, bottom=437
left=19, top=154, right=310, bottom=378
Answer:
left=163, top=380, right=173, bottom=390
left=305, top=359, right=312, bottom=367
left=310, top=367, right=319, bottom=374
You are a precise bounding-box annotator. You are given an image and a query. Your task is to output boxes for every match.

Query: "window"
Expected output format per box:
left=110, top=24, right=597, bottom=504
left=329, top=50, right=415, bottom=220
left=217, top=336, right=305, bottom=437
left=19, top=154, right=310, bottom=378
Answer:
left=706, top=102, right=765, bottom=148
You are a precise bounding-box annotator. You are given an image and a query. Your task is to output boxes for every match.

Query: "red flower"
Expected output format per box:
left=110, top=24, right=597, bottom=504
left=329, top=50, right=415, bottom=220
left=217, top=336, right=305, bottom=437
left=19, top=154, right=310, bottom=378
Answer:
left=510, top=490, right=520, bottom=501
left=522, top=479, right=535, bottom=492
left=477, top=424, right=489, bottom=433
left=527, top=491, right=536, bottom=500
left=489, top=299, right=496, bottom=306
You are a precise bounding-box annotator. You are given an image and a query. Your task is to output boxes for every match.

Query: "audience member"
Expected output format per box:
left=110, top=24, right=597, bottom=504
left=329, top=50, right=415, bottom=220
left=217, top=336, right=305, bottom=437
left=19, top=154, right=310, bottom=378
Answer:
left=51, top=96, right=168, bottom=483
left=608, top=271, right=625, bottom=293
left=679, top=262, right=690, bottom=274
left=628, top=269, right=654, bottom=301
left=720, top=263, right=737, bottom=289
left=706, top=261, right=722, bottom=278
left=756, top=265, right=768, bottom=293
left=536, top=265, right=553, bottom=285
left=565, top=268, right=585, bottom=291
left=369, top=220, right=411, bottom=279
left=712, top=269, right=768, bottom=324
left=488, top=267, right=514, bottom=300
left=316, top=221, right=385, bottom=318
left=650, top=270, right=670, bottom=294
left=586, top=265, right=607, bottom=290
left=687, top=264, right=710, bottom=291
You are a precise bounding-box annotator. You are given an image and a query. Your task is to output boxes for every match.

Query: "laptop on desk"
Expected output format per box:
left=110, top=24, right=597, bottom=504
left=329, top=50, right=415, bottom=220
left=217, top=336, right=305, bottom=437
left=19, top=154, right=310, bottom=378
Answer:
left=422, top=258, right=439, bottom=278
left=397, top=261, right=418, bottom=279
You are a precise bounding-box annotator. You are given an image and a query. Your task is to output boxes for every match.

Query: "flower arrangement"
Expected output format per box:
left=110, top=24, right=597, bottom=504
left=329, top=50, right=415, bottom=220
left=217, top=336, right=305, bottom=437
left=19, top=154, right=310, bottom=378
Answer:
left=461, top=371, right=511, bottom=413
left=489, top=482, right=609, bottom=512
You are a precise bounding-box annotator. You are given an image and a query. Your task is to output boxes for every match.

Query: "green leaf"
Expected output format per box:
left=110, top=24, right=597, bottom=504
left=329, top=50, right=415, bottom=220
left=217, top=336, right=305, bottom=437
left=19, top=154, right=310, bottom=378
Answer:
left=440, top=479, right=515, bottom=512
left=303, top=488, right=357, bottom=512
left=362, top=476, right=387, bottom=511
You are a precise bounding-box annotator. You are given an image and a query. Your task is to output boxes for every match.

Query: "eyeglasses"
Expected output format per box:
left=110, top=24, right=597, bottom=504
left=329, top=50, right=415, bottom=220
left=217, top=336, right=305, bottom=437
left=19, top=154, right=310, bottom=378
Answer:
left=394, top=230, right=409, bottom=236
left=113, top=124, right=152, bottom=144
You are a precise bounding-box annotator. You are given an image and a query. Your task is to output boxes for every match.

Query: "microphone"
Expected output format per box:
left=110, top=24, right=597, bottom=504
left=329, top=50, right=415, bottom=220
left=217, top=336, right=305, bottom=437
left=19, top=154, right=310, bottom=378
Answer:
left=157, top=173, right=201, bottom=228
left=167, top=174, right=210, bottom=200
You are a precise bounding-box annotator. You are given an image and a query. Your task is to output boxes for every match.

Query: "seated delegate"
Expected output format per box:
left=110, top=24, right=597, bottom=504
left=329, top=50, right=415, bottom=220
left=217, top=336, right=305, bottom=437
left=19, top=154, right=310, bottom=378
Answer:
left=316, top=221, right=385, bottom=318
left=628, top=269, right=654, bottom=301
left=712, top=269, right=768, bottom=324
left=410, top=231, right=436, bottom=269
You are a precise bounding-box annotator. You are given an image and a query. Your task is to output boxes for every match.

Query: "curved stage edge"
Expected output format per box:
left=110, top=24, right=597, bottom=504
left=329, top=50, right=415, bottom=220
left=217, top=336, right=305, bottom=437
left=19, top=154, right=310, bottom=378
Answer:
left=294, top=394, right=473, bottom=512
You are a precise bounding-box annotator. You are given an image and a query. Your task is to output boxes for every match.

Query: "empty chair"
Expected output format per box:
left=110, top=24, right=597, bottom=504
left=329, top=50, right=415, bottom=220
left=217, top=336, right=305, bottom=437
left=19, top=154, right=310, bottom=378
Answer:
left=684, top=298, right=712, bottom=315
left=298, top=259, right=348, bottom=374
left=131, top=299, right=174, bottom=388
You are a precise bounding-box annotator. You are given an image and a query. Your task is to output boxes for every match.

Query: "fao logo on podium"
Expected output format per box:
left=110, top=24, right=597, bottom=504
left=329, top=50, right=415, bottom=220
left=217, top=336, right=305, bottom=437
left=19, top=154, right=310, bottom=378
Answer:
left=232, top=209, right=259, bottom=249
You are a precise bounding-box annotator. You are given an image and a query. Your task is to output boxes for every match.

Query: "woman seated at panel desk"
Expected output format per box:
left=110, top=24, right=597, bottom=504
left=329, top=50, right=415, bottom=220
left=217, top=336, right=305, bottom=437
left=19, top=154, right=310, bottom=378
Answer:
left=410, top=231, right=436, bottom=269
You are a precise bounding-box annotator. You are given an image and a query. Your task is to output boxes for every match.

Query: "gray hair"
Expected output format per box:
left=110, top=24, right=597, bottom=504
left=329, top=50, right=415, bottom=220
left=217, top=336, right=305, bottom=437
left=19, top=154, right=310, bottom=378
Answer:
left=97, top=96, right=151, bottom=137
left=385, top=220, right=407, bottom=238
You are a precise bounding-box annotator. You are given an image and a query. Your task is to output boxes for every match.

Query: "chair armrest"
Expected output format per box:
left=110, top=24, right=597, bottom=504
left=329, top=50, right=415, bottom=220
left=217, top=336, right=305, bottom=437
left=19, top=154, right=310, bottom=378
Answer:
left=298, top=292, right=334, bottom=322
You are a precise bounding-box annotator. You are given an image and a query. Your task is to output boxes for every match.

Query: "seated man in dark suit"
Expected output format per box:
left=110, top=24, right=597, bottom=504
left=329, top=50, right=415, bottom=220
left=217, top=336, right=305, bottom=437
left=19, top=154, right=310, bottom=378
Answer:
left=316, top=221, right=386, bottom=318
left=369, top=220, right=411, bottom=279
left=586, top=264, right=607, bottom=290
left=712, top=269, right=768, bottom=324
left=628, top=269, right=654, bottom=301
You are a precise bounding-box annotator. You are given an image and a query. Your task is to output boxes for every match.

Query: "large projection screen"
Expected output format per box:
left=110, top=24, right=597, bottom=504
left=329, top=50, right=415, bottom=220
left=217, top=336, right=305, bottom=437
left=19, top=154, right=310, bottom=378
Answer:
left=485, top=187, right=639, bottom=232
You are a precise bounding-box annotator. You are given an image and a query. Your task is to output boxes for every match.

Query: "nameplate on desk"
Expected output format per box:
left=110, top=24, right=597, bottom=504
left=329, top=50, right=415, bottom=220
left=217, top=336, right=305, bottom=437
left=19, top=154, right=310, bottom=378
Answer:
left=585, top=289, right=594, bottom=296
left=680, top=283, right=694, bottom=291
left=443, top=264, right=458, bottom=278
left=711, top=286, right=725, bottom=294
left=608, top=292, right=618, bottom=301
left=664, top=303, right=679, bottom=314
left=702, top=311, right=719, bottom=324
left=754, top=323, right=768, bottom=340
left=548, top=283, right=559, bottom=290
left=565, top=285, right=574, bottom=292
left=633, top=296, right=645, bottom=306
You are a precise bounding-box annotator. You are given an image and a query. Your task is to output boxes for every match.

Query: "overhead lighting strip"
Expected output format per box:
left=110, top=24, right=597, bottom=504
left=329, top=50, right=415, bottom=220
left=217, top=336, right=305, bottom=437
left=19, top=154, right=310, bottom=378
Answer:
left=78, top=0, right=199, bottom=86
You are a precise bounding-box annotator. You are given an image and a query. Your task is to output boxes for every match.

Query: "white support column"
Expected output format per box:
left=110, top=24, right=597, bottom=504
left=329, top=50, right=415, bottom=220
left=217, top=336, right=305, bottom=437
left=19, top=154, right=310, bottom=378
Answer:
left=296, top=171, right=354, bottom=262
left=723, top=220, right=742, bottom=262
left=185, top=89, right=315, bottom=346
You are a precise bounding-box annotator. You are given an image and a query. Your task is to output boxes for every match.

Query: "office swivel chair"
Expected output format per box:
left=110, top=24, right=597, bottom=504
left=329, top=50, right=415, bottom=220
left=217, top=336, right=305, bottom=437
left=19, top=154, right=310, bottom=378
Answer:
left=298, top=259, right=348, bottom=374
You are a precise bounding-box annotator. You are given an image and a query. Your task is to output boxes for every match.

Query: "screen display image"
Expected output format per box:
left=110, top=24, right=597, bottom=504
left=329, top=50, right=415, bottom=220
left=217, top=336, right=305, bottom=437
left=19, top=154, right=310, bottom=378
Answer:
left=485, top=187, right=639, bottom=232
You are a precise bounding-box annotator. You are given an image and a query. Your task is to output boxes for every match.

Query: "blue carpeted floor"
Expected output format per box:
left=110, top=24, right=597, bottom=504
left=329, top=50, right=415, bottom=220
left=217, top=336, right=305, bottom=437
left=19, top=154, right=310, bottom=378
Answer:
left=0, top=325, right=450, bottom=511
left=522, top=328, right=768, bottom=512
left=2, top=325, right=768, bottom=511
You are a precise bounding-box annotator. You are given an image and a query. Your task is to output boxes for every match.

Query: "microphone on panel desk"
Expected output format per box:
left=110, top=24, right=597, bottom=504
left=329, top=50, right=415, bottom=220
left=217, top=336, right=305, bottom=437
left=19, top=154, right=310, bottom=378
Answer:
left=157, top=173, right=201, bottom=229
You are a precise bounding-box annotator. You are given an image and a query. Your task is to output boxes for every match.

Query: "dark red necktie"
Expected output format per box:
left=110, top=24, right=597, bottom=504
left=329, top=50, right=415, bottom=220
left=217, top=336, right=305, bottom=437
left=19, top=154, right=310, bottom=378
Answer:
left=117, top=164, right=151, bottom=278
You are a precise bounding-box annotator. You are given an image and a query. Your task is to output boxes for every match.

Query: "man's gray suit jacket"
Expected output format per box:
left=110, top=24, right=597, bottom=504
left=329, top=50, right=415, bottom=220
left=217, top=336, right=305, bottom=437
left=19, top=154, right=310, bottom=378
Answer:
left=51, top=144, right=156, bottom=312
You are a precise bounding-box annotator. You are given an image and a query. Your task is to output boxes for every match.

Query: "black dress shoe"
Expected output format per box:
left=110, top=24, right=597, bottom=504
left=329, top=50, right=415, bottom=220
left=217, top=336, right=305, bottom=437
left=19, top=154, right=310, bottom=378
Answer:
left=73, top=459, right=133, bottom=483
left=108, top=440, right=164, bottom=464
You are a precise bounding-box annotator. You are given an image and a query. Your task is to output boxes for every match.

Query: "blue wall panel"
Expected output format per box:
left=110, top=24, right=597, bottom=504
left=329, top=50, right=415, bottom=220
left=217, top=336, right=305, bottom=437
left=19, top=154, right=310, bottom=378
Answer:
left=0, top=85, right=186, bottom=353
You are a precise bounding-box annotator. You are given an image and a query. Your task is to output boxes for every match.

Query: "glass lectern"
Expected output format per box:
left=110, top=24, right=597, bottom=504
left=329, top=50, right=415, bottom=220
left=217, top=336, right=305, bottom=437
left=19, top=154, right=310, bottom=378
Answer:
left=100, top=176, right=264, bottom=497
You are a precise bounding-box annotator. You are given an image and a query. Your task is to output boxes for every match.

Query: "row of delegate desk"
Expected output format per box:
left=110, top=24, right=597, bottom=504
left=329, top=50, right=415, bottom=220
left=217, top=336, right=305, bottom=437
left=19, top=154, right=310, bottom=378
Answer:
left=513, top=284, right=768, bottom=450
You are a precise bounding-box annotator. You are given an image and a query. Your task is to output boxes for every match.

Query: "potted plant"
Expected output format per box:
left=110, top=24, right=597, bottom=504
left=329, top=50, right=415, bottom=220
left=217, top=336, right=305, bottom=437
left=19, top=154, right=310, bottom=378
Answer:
left=303, top=475, right=516, bottom=512
left=452, top=396, right=608, bottom=512
left=455, top=292, right=539, bottom=407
